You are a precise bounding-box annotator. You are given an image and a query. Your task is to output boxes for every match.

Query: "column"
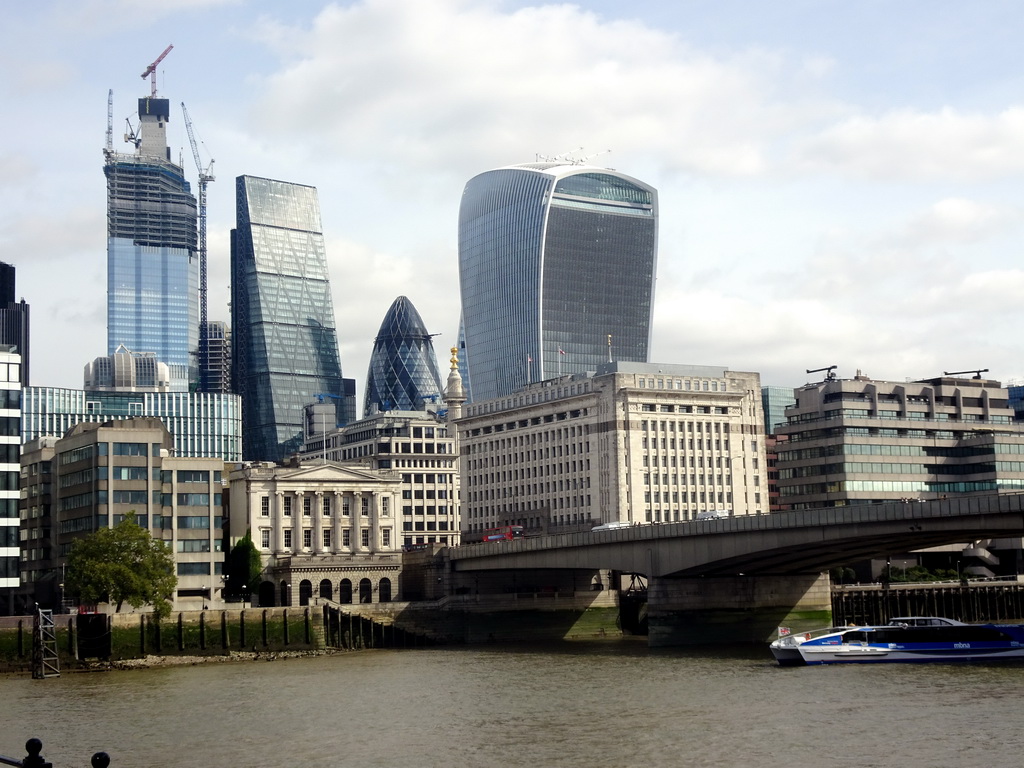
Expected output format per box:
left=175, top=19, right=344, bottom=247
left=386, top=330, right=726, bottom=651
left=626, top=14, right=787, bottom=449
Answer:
left=313, top=491, right=324, bottom=554
left=274, top=491, right=285, bottom=555
left=332, top=491, right=342, bottom=554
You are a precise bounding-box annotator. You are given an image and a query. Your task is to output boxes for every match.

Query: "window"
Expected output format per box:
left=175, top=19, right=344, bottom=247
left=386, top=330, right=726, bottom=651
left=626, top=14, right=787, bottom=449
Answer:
left=381, top=497, right=390, bottom=516
left=361, top=529, right=370, bottom=547
left=322, top=496, right=331, bottom=516
left=177, top=562, right=211, bottom=576
left=361, top=497, right=369, bottom=516
left=261, top=497, right=270, bottom=517
left=177, top=470, right=209, bottom=483
left=342, top=529, right=351, bottom=547
left=322, top=529, right=331, bottom=548
left=283, top=496, right=292, bottom=516
left=342, top=498, right=351, bottom=516
left=303, top=529, right=312, bottom=548
left=283, top=529, right=292, bottom=548
left=260, top=529, right=270, bottom=548
left=113, top=443, right=147, bottom=456
left=382, top=528, right=391, bottom=547
left=177, top=516, right=211, bottom=529
left=303, top=497, right=311, bottom=517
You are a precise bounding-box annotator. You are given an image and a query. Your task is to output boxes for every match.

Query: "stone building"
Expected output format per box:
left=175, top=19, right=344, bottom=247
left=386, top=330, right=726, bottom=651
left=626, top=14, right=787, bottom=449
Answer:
left=226, top=460, right=404, bottom=606
left=456, top=361, right=766, bottom=538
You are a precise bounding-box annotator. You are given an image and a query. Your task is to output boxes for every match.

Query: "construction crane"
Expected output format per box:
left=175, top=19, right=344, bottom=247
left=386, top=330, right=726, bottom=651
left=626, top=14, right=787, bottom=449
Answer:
left=181, top=103, right=215, bottom=392
left=806, top=365, right=838, bottom=381
left=105, top=89, right=113, bottom=155
left=943, top=369, right=989, bottom=379
left=141, top=44, right=173, bottom=98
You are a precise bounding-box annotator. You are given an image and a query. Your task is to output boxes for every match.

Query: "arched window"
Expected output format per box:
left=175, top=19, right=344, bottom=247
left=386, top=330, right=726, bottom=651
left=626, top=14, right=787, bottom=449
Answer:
left=319, top=579, right=333, bottom=600
left=299, top=580, right=313, bottom=606
left=379, top=578, right=392, bottom=603
left=359, top=578, right=373, bottom=603
left=339, top=579, right=353, bottom=604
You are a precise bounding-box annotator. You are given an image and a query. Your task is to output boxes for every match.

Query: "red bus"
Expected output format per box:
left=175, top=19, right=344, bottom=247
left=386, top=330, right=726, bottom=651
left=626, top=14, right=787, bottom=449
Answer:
left=482, top=525, right=526, bottom=542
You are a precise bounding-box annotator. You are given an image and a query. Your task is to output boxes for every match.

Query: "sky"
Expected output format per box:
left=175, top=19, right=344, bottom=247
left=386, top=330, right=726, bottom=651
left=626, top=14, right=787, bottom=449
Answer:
left=4, top=0, right=1024, bottom=411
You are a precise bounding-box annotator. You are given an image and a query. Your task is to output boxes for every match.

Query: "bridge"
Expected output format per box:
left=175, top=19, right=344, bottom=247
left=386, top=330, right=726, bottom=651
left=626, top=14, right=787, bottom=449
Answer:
left=443, top=494, right=1024, bottom=645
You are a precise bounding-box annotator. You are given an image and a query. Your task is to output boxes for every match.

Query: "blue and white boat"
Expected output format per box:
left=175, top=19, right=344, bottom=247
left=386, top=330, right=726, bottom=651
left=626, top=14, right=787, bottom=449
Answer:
left=770, top=616, right=1024, bottom=666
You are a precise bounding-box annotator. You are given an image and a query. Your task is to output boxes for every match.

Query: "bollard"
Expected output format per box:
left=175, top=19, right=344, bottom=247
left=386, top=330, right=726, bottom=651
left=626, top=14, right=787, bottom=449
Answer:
left=22, top=738, right=51, bottom=768
left=91, top=752, right=110, bottom=768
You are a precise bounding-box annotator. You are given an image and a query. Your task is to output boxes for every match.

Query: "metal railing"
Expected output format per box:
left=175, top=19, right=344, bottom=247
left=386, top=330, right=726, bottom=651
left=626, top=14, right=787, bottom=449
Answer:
left=0, top=739, right=109, bottom=768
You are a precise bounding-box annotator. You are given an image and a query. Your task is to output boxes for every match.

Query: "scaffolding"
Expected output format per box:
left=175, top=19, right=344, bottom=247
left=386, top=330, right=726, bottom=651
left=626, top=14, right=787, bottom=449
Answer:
left=32, top=608, right=60, bottom=679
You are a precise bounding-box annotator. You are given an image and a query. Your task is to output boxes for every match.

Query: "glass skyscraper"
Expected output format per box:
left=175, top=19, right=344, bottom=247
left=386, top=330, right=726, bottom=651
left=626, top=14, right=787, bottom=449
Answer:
left=364, top=296, right=442, bottom=416
left=458, top=163, right=658, bottom=401
left=231, top=175, right=346, bottom=462
left=104, top=96, right=198, bottom=391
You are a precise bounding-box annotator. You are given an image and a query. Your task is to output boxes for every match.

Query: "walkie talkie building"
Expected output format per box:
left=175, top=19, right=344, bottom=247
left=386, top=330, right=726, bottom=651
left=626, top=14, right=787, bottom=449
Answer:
left=458, top=163, right=658, bottom=402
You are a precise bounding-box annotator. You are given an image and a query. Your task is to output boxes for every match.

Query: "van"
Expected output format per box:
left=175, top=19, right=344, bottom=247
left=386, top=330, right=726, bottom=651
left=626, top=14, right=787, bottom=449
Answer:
left=695, top=510, right=730, bottom=521
left=590, top=521, right=632, bottom=532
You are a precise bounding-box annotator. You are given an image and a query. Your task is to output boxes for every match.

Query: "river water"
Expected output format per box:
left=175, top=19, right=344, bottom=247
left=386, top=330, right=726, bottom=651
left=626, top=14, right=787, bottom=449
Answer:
left=4, top=640, right=1024, bottom=768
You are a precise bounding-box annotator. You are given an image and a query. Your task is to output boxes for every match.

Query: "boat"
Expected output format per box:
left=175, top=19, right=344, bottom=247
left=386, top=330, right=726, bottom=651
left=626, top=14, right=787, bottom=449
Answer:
left=770, top=616, right=1024, bottom=666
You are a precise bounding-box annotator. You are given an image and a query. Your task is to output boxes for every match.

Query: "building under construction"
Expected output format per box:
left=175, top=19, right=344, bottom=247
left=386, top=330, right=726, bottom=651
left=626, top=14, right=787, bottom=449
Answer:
left=104, top=51, right=198, bottom=392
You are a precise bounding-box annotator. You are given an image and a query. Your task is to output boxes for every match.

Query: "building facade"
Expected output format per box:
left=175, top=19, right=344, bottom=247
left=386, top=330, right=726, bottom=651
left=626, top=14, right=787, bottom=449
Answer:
left=364, top=296, right=442, bottom=417
left=300, top=408, right=460, bottom=548
left=458, top=163, right=658, bottom=402
left=0, top=262, right=29, bottom=387
left=456, top=362, right=766, bottom=538
left=231, top=175, right=347, bottom=462
left=22, top=386, right=242, bottom=462
left=201, top=321, right=231, bottom=395
left=0, top=349, right=21, bottom=613
left=775, top=373, right=1024, bottom=509
left=20, top=418, right=226, bottom=611
left=226, top=460, right=403, bottom=606
left=105, top=96, right=198, bottom=391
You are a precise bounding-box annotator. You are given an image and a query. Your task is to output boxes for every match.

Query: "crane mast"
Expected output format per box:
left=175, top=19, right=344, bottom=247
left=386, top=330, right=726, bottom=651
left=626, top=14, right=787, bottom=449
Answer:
left=181, top=102, right=215, bottom=392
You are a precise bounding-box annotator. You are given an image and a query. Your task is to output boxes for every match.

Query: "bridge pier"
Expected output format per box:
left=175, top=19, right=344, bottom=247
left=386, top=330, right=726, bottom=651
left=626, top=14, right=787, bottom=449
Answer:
left=647, top=573, right=831, bottom=646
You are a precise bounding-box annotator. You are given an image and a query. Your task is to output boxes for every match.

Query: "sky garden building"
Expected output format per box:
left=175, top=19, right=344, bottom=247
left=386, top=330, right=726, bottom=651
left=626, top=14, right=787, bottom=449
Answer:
left=458, top=163, right=658, bottom=402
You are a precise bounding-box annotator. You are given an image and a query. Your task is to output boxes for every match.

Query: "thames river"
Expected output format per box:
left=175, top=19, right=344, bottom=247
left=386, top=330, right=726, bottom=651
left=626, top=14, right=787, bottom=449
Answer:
left=4, top=640, right=1024, bottom=768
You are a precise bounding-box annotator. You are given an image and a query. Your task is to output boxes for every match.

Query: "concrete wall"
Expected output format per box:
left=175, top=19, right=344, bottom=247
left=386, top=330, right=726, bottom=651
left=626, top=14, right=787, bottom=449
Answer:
left=647, top=573, right=832, bottom=646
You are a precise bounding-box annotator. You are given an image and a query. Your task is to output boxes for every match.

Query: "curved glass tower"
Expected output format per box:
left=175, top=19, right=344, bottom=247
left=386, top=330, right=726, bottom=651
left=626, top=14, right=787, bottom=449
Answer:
left=458, top=163, right=657, bottom=401
left=364, top=296, right=442, bottom=416
left=231, top=176, right=345, bottom=462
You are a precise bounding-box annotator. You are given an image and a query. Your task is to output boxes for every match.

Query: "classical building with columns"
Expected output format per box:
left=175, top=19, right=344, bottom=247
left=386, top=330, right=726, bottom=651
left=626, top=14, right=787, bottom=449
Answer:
left=226, top=459, right=403, bottom=607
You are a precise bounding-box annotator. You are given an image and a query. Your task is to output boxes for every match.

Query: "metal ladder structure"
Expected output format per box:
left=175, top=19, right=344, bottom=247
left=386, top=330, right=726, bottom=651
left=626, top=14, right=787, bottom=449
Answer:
left=32, top=608, right=60, bottom=679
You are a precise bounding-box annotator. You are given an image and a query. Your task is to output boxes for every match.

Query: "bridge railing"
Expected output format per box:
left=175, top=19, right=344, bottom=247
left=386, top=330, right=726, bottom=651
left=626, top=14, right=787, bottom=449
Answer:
left=0, top=739, right=109, bottom=768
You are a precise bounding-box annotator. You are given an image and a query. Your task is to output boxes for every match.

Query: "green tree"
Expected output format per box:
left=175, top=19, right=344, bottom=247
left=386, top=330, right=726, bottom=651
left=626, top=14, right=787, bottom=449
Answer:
left=65, top=514, right=177, bottom=618
left=224, top=530, right=263, bottom=601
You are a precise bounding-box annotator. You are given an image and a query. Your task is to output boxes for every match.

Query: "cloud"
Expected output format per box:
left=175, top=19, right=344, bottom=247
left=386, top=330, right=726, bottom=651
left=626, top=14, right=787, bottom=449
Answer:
left=796, top=107, right=1024, bottom=181
left=248, top=0, right=829, bottom=178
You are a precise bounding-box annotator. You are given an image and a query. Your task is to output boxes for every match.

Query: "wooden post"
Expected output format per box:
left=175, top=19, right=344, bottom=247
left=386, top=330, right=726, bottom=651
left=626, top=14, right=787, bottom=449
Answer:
left=221, top=611, right=228, bottom=650
left=199, top=612, right=207, bottom=651
left=283, top=608, right=289, bottom=646
left=139, top=615, right=146, bottom=656
left=239, top=609, right=247, bottom=649
left=177, top=612, right=184, bottom=651
left=261, top=609, right=268, bottom=647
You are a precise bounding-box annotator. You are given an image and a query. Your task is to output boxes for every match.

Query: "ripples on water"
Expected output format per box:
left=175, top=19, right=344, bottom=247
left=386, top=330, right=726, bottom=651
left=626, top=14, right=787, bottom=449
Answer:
left=5, top=641, right=1024, bottom=768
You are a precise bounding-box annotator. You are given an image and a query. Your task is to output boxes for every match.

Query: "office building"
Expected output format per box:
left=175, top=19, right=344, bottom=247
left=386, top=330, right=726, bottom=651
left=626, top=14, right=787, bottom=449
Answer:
left=761, top=385, right=795, bottom=436
left=105, top=94, right=198, bottom=390
left=775, top=372, right=1024, bottom=510
left=458, top=163, right=658, bottom=401
left=22, top=386, right=241, bottom=462
left=231, top=176, right=347, bottom=462
left=0, top=262, right=29, bottom=387
left=300, top=408, right=460, bottom=548
left=84, top=345, right=171, bottom=391
left=226, top=460, right=403, bottom=606
left=20, top=418, right=226, bottom=611
left=201, top=321, right=231, bottom=395
left=456, top=362, right=766, bottom=537
left=0, top=348, right=21, bottom=614
left=364, top=296, right=442, bottom=416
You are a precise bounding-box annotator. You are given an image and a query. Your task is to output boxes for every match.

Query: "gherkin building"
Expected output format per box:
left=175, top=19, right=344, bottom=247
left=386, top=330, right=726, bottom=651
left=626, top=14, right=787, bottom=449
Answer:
left=364, top=296, right=442, bottom=416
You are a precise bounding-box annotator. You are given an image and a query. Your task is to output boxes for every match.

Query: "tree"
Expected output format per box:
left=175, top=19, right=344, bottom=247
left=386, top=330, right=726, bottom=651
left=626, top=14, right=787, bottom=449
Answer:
left=224, top=530, right=263, bottom=601
left=65, top=514, right=177, bottom=618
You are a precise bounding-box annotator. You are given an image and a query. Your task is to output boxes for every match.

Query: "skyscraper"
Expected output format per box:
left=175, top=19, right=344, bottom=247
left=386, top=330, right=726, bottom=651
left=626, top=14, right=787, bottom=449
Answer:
left=231, top=175, right=346, bottom=462
left=0, top=262, right=29, bottom=387
left=364, top=296, right=442, bottom=416
left=458, top=163, right=658, bottom=402
left=104, top=95, right=198, bottom=390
